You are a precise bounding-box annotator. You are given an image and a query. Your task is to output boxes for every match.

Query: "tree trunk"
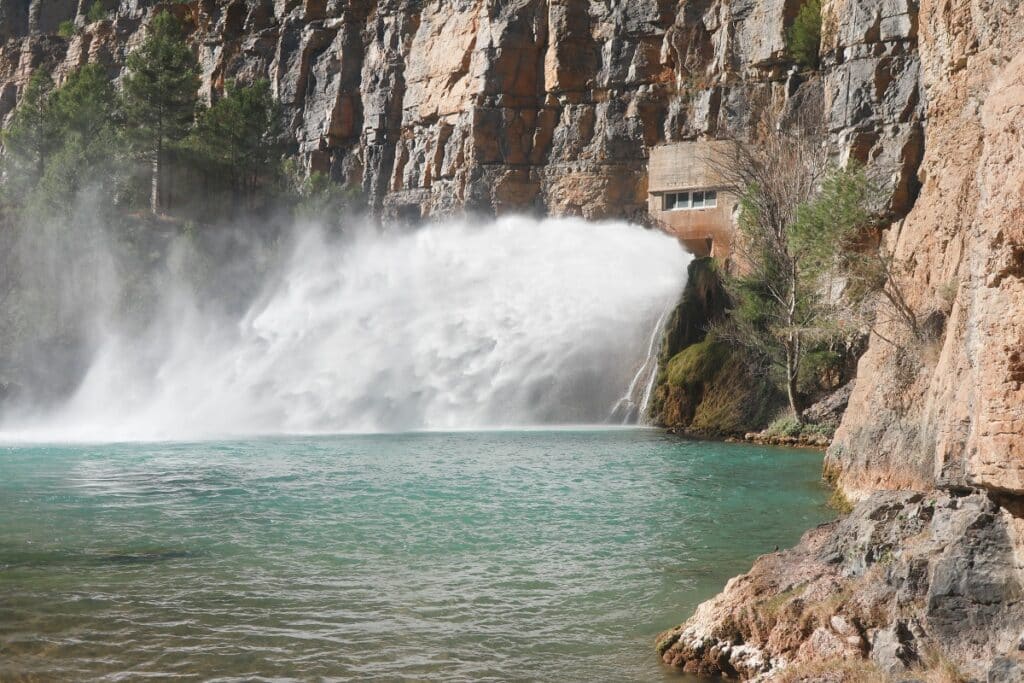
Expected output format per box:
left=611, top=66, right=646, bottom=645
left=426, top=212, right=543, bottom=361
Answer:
left=786, top=341, right=803, bottom=423
left=150, top=144, right=161, bottom=215
left=786, top=264, right=803, bottom=423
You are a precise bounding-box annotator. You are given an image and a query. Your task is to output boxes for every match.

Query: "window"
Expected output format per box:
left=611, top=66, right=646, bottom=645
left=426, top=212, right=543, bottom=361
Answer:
left=664, top=191, right=689, bottom=210
left=661, top=189, right=718, bottom=211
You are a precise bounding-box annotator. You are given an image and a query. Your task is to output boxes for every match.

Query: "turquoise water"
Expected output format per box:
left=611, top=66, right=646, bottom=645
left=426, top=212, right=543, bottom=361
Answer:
left=0, top=430, right=831, bottom=681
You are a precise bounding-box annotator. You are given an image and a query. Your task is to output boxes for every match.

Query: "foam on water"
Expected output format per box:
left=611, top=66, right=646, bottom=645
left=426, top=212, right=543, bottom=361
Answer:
left=2, top=216, right=690, bottom=440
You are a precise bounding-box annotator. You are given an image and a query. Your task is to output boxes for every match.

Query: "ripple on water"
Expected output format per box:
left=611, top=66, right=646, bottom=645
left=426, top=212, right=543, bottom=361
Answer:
left=0, top=431, right=831, bottom=681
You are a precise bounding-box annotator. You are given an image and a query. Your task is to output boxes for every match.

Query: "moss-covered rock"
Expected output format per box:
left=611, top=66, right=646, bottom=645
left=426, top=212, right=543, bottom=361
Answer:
left=655, top=339, right=779, bottom=436
left=657, top=257, right=729, bottom=363
left=649, top=257, right=782, bottom=435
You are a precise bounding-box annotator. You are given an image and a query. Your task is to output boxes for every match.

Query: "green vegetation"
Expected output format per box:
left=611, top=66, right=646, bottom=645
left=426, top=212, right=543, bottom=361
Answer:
left=87, top=1, right=107, bottom=23
left=57, top=20, right=75, bottom=38
left=190, top=79, right=283, bottom=210
left=3, top=65, right=119, bottom=214
left=787, top=0, right=822, bottom=70
left=284, top=163, right=364, bottom=227
left=665, top=338, right=729, bottom=387
left=714, top=134, right=873, bottom=423
left=3, top=71, right=57, bottom=193
left=122, top=11, right=201, bottom=214
left=2, top=9, right=349, bottom=225
left=764, top=414, right=834, bottom=439
left=660, top=337, right=780, bottom=435
left=649, top=257, right=786, bottom=435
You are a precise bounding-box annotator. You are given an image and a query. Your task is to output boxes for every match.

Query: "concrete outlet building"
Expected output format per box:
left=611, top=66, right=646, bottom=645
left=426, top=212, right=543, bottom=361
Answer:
left=647, top=140, right=739, bottom=259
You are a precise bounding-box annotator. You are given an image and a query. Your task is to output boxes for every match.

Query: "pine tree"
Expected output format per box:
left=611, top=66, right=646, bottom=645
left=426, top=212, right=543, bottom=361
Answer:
left=122, top=11, right=200, bottom=215
left=3, top=66, right=118, bottom=210
left=787, top=0, right=822, bottom=70
left=191, top=79, right=283, bottom=209
left=3, top=70, right=58, bottom=195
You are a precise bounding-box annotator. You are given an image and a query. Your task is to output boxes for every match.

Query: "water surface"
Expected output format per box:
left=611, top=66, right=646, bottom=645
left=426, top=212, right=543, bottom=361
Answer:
left=0, top=430, right=830, bottom=681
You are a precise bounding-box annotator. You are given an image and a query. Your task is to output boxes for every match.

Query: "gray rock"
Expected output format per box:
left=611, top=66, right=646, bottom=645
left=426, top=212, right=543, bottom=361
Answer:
left=988, top=657, right=1024, bottom=682
left=871, top=620, right=920, bottom=674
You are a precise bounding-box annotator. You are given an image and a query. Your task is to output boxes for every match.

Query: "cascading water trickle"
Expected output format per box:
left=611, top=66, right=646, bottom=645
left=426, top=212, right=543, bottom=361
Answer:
left=608, top=307, right=672, bottom=425
left=1, top=216, right=691, bottom=441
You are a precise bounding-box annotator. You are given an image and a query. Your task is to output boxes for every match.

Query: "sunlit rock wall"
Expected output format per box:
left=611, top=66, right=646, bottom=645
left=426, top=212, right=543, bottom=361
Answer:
left=0, top=0, right=922, bottom=224
left=829, top=0, right=1024, bottom=499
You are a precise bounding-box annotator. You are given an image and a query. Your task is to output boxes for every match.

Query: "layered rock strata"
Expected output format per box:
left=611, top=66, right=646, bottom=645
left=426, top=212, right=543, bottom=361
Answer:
left=0, top=0, right=921, bottom=223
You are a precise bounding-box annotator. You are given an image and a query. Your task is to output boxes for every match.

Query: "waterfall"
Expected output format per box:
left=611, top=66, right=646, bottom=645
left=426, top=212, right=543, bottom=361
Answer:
left=1, top=216, right=691, bottom=441
left=608, top=307, right=671, bottom=425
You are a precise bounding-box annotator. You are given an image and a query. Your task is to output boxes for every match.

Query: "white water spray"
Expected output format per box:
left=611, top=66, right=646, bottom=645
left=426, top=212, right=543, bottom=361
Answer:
left=1, top=216, right=690, bottom=441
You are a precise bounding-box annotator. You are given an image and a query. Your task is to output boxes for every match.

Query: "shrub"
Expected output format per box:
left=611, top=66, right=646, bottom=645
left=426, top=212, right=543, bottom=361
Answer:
left=57, top=20, right=75, bottom=38
left=87, top=1, right=106, bottom=22
left=765, top=414, right=836, bottom=440
left=766, top=415, right=803, bottom=438
left=787, top=0, right=822, bottom=70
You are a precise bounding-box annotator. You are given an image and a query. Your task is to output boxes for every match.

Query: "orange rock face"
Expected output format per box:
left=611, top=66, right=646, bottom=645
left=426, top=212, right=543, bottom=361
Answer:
left=0, top=0, right=921, bottom=227
left=829, top=0, right=1024, bottom=498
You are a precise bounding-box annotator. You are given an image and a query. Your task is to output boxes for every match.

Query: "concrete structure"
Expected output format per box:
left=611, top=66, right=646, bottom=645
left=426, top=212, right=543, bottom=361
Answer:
left=648, top=141, right=739, bottom=258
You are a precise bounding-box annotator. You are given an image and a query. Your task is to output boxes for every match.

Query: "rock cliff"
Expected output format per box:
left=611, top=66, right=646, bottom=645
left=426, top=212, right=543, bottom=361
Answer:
left=658, top=0, right=1024, bottom=679
left=0, top=0, right=920, bottom=223
left=829, top=0, right=1024, bottom=502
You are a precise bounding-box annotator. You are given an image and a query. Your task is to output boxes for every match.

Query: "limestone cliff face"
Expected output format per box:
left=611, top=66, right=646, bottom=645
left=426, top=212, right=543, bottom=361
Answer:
left=0, top=0, right=920, bottom=223
left=829, top=0, right=1024, bottom=500
left=658, top=3, right=1024, bottom=679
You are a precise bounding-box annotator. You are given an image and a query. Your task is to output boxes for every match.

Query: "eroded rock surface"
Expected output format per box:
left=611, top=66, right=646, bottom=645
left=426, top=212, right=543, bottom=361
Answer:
left=829, top=0, right=1024, bottom=500
left=0, top=0, right=921, bottom=222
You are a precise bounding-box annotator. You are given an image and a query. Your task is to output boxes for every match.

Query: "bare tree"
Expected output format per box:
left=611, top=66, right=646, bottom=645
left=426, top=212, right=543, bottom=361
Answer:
left=839, top=226, right=923, bottom=346
left=705, top=129, right=837, bottom=422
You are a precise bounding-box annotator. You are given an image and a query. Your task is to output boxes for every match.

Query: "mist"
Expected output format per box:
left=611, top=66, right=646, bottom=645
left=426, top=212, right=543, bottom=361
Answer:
left=0, top=210, right=690, bottom=441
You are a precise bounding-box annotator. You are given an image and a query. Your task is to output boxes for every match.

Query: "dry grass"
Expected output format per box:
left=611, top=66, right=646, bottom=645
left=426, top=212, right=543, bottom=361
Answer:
left=757, top=582, right=808, bottom=619
left=770, top=648, right=968, bottom=683
left=773, top=657, right=887, bottom=683
left=798, top=584, right=856, bottom=631
left=913, top=646, right=967, bottom=683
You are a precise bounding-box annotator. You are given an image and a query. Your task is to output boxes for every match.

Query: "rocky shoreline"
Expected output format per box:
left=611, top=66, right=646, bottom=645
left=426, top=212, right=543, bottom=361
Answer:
left=657, top=489, right=1024, bottom=681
